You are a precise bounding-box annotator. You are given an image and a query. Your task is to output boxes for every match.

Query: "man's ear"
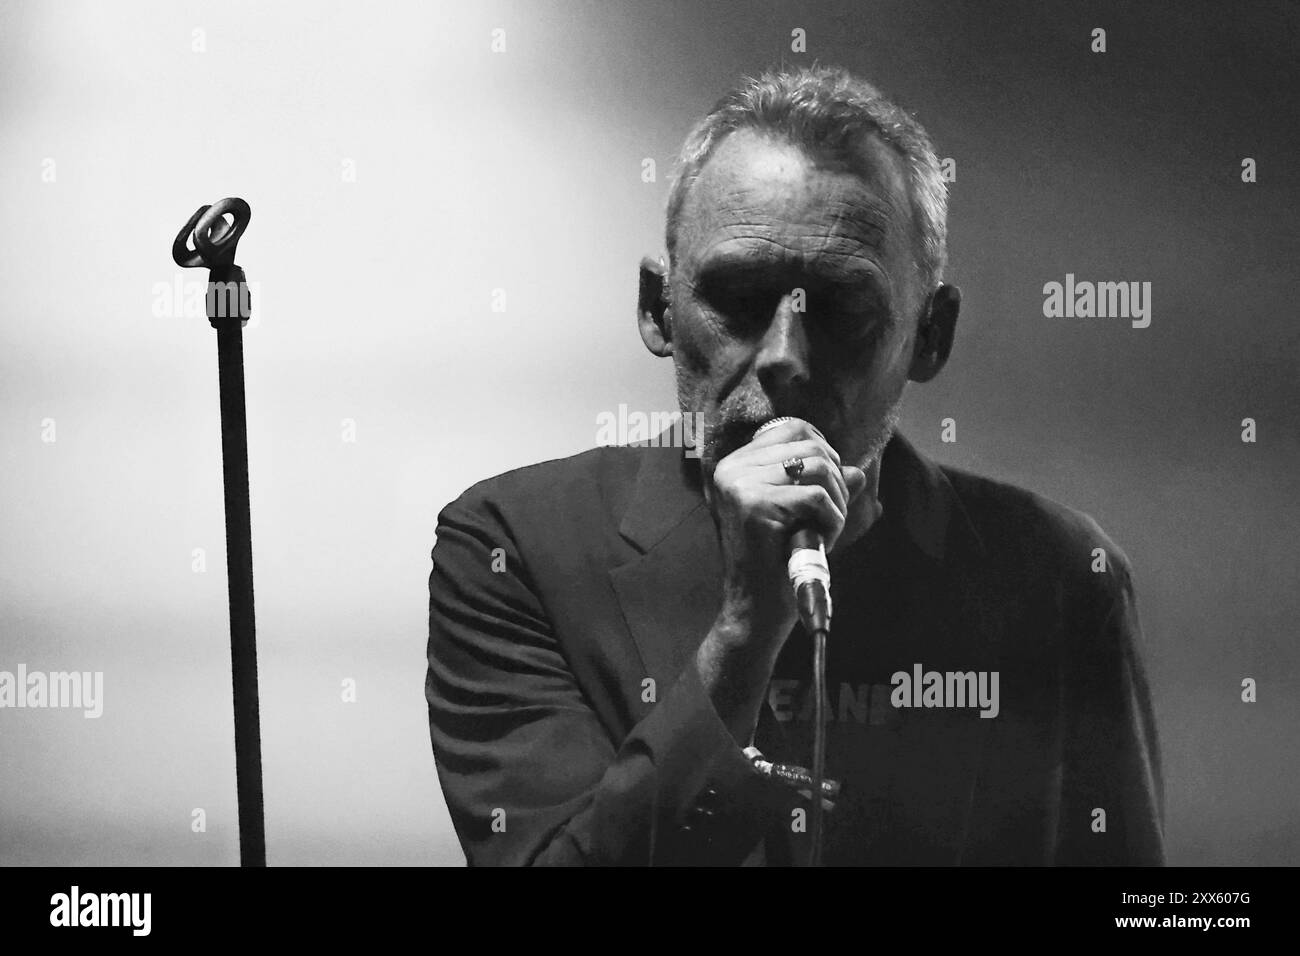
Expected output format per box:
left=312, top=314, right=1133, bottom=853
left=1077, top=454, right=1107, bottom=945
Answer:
left=637, top=255, right=673, bottom=357
left=908, top=283, right=960, bottom=383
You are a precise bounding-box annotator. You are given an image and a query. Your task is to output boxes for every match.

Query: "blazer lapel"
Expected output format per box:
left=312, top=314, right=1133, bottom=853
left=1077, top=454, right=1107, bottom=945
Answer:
left=607, top=445, right=789, bottom=751
left=609, top=496, right=723, bottom=696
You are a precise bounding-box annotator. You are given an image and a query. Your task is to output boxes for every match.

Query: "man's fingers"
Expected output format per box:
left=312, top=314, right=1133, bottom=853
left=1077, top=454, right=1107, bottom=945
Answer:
left=764, top=455, right=848, bottom=516
left=718, top=414, right=874, bottom=551
left=772, top=485, right=846, bottom=548
left=843, top=464, right=868, bottom=501
left=747, top=438, right=841, bottom=470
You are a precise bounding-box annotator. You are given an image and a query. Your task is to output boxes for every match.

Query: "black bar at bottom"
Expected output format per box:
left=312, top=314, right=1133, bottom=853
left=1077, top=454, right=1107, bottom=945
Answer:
left=7, top=866, right=1283, bottom=941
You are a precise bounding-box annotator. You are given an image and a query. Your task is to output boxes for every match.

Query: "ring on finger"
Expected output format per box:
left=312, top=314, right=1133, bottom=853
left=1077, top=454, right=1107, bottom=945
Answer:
left=782, top=457, right=805, bottom=483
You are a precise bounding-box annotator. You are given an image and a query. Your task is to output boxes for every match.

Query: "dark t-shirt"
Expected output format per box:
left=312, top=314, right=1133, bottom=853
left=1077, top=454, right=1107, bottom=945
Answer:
left=759, top=509, right=997, bottom=865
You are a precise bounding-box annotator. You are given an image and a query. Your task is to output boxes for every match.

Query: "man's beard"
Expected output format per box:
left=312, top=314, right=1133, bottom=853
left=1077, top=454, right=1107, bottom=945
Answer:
left=678, top=377, right=905, bottom=477
left=854, top=398, right=901, bottom=469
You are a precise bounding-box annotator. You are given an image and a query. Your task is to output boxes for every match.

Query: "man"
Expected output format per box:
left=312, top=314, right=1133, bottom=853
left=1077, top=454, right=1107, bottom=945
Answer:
left=425, top=65, right=1164, bottom=866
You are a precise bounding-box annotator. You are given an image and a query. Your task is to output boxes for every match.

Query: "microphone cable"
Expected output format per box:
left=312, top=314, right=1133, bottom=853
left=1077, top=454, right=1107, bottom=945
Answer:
left=812, top=626, right=827, bottom=865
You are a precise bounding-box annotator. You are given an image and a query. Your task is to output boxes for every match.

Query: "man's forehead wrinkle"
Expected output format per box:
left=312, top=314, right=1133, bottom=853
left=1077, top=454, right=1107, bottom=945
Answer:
left=677, top=129, right=919, bottom=291
left=689, top=193, right=894, bottom=259
left=694, top=232, right=886, bottom=279
left=685, top=202, right=895, bottom=281
left=687, top=177, right=898, bottom=247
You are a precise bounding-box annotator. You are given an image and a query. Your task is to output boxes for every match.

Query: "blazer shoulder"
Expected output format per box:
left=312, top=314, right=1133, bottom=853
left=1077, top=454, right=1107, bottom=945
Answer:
left=437, top=443, right=643, bottom=533
left=941, top=464, right=1135, bottom=599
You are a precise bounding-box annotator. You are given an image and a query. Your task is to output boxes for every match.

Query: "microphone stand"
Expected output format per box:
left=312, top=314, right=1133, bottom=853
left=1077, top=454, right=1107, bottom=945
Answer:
left=171, top=198, right=266, bottom=867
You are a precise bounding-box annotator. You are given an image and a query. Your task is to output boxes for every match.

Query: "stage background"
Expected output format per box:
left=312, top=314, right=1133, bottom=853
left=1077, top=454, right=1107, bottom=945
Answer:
left=1, top=0, right=1296, bottom=865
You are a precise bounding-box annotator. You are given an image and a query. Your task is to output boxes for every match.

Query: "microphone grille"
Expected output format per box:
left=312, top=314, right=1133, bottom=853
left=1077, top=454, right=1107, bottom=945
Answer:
left=752, top=417, right=799, bottom=439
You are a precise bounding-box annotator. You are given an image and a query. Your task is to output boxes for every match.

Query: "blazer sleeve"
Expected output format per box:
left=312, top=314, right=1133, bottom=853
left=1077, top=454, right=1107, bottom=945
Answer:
left=425, top=483, right=790, bottom=866
left=1054, top=557, right=1166, bottom=865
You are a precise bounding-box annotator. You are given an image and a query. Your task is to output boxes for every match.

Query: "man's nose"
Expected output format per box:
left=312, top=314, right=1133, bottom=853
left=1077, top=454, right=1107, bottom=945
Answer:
left=755, top=295, right=811, bottom=394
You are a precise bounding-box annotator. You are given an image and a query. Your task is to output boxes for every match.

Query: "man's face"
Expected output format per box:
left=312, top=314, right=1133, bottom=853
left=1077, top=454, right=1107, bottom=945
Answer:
left=669, top=126, right=928, bottom=474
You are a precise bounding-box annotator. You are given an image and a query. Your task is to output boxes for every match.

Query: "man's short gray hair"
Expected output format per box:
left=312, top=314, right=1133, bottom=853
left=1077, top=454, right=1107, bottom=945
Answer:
left=665, top=65, right=949, bottom=290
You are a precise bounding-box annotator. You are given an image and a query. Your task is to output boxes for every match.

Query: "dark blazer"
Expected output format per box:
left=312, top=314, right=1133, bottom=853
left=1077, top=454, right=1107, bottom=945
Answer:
left=425, top=430, right=1165, bottom=866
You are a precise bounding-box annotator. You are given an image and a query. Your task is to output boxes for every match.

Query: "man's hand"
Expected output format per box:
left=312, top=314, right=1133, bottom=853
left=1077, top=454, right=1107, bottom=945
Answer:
left=699, top=418, right=881, bottom=744
left=712, top=418, right=873, bottom=649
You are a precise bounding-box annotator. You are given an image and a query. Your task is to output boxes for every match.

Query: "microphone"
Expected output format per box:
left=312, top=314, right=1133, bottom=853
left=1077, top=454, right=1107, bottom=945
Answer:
left=752, top=416, right=835, bottom=866
left=752, top=418, right=833, bottom=636
left=788, top=527, right=832, bottom=636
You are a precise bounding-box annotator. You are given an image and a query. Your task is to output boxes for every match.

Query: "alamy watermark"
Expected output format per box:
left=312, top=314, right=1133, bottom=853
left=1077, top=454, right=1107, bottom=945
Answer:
left=768, top=664, right=1000, bottom=723
left=50, top=886, right=150, bottom=936
left=595, top=404, right=702, bottom=458
left=0, top=665, right=103, bottom=718
left=151, top=274, right=260, bottom=324
left=1042, top=273, right=1151, bottom=328
left=891, top=663, right=999, bottom=718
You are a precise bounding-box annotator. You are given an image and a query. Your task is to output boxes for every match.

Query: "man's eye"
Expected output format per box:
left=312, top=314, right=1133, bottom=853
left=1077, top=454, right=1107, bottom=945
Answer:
left=817, top=294, right=889, bottom=342
left=711, top=290, right=773, bottom=324
left=820, top=307, right=878, bottom=342
left=703, top=283, right=886, bottom=341
left=729, top=295, right=770, bottom=317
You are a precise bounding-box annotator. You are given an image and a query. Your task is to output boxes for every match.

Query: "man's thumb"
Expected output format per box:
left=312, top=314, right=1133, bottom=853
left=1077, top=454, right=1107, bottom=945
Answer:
left=844, top=465, right=868, bottom=500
